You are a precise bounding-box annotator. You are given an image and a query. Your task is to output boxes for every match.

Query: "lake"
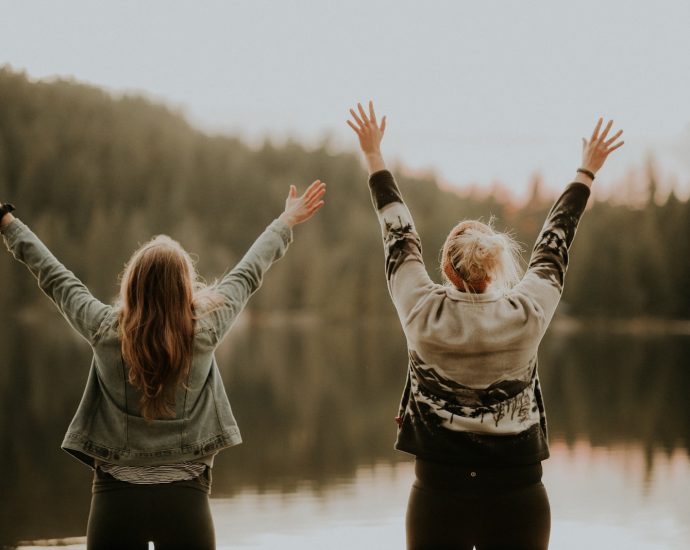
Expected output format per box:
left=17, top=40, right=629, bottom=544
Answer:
left=1, top=314, right=688, bottom=549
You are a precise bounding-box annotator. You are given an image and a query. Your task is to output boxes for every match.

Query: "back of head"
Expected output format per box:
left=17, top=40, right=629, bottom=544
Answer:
left=118, top=235, right=196, bottom=420
left=441, top=220, right=523, bottom=293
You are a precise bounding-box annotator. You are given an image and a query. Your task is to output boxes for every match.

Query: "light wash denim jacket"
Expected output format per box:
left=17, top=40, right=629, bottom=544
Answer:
left=2, top=217, right=292, bottom=468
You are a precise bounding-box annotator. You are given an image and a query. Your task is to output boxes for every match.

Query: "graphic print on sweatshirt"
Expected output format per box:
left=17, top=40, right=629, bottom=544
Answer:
left=407, top=350, right=540, bottom=434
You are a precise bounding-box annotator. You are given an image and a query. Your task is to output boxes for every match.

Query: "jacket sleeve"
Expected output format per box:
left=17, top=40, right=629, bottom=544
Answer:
left=1, top=219, right=111, bottom=344
left=368, top=170, right=436, bottom=324
left=206, top=218, right=293, bottom=345
left=513, top=181, right=591, bottom=330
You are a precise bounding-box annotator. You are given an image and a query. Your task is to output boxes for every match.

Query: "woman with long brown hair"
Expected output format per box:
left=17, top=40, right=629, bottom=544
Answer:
left=348, top=101, right=623, bottom=549
left=0, top=179, right=326, bottom=550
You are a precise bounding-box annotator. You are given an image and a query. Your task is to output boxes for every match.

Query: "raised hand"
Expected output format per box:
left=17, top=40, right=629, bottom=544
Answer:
left=278, top=180, right=326, bottom=227
left=581, top=118, right=624, bottom=175
left=347, top=101, right=386, bottom=155
left=347, top=101, right=387, bottom=174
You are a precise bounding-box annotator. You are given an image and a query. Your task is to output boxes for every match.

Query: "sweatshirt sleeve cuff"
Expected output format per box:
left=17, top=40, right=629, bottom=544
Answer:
left=268, top=218, right=293, bottom=246
left=0, top=218, right=27, bottom=244
left=566, top=181, right=592, bottom=198
left=368, top=169, right=395, bottom=187
left=368, top=169, right=404, bottom=211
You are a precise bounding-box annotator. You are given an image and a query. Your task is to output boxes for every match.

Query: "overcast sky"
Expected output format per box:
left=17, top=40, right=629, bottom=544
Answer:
left=2, top=0, right=690, bottom=199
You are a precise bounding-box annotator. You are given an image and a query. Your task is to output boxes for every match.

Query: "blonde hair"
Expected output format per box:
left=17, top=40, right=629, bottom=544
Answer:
left=118, top=235, right=221, bottom=420
left=441, top=219, right=523, bottom=293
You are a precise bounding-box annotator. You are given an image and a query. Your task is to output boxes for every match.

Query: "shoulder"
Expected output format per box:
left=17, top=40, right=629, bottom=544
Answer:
left=512, top=272, right=562, bottom=304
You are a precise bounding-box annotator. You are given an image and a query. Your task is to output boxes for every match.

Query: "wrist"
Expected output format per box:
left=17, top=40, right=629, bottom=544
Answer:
left=574, top=169, right=594, bottom=187
left=364, top=151, right=386, bottom=174
left=278, top=212, right=295, bottom=228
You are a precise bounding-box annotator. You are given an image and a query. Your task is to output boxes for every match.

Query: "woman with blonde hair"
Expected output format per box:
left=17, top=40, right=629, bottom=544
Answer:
left=348, top=102, right=623, bottom=550
left=0, top=179, right=326, bottom=550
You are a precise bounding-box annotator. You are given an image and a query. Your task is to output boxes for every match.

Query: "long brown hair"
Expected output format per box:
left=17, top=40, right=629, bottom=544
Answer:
left=118, top=235, right=212, bottom=420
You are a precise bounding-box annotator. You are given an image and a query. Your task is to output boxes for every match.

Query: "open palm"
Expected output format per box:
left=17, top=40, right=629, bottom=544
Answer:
left=279, top=180, right=326, bottom=227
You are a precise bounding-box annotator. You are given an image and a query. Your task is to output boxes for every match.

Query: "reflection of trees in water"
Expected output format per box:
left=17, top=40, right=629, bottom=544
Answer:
left=210, top=321, right=410, bottom=496
left=540, top=329, right=690, bottom=460
left=0, top=318, right=411, bottom=544
left=0, top=317, right=688, bottom=544
left=0, top=315, right=94, bottom=545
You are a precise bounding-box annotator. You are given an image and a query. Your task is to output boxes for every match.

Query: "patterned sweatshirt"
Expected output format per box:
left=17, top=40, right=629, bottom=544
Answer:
left=368, top=169, right=590, bottom=466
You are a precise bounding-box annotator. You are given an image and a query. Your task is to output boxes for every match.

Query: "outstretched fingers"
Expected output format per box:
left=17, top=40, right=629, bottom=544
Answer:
left=301, top=181, right=327, bottom=209
left=346, top=120, right=362, bottom=135
left=590, top=117, right=603, bottom=142
left=582, top=117, right=625, bottom=176
left=593, top=120, right=624, bottom=155
left=302, top=180, right=325, bottom=199
left=606, top=139, right=625, bottom=153
left=349, top=108, right=365, bottom=128
left=282, top=180, right=326, bottom=226
left=308, top=198, right=325, bottom=213
left=303, top=183, right=326, bottom=214
left=589, top=117, right=624, bottom=155
left=357, top=102, right=370, bottom=125
left=604, top=129, right=623, bottom=147
left=368, top=100, right=377, bottom=126
left=348, top=101, right=384, bottom=131
left=348, top=101, right=386, bottom=161
left=598, top=119, right=614, bottom=142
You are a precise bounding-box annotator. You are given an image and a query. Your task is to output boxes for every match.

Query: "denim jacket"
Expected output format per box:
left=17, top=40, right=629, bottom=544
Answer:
left=2, top=217, right=292, bottom=468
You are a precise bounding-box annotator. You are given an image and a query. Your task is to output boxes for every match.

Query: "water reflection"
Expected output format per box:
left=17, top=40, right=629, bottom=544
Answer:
left=1, top=311, right=689, bottom=547
left=545, top=441, right=689, bottom=549
left=211, top=444, right=690, bottom=550
left=212, top=462, right=411, bottom=549
left=540, top=329, right=690, bottom=458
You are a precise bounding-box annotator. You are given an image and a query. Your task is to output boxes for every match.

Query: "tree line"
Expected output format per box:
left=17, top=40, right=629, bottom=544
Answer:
left=1, top=66, right=689, bottom=320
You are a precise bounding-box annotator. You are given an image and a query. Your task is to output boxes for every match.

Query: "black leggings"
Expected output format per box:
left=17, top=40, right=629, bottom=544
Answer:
left=407, top=459, right=550, bottom=550
left=86, top=468, right=215, bottom=550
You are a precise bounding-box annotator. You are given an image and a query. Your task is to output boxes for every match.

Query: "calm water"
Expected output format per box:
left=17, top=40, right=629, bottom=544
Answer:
left=1, top=313, right=689, bottom=549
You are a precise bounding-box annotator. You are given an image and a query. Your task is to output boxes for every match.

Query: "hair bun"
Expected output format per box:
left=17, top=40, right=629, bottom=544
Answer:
left=441, top=220, right=523, bottom=293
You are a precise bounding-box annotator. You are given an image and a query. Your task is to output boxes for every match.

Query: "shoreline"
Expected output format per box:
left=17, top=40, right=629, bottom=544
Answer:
left=238, top=310, right=690, bottom=336
left=12, top=304, right=690, bottom=336
left=549, top=315, right=690, bottom=336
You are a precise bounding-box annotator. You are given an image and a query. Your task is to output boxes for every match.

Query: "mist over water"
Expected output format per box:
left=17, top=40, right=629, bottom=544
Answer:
left=1, top=315, right=688, bottom=548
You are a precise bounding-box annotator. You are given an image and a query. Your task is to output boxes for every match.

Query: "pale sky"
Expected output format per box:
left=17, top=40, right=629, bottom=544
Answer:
left=2, top=0, right=690, bottom=199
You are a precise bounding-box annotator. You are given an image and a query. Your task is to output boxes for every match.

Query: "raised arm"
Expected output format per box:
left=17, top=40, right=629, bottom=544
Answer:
left=207, top=180, right=326, bottom=343
left=347, top=102, right=435, bottom=323
left=1, top=207, right=111, bottom=344
left=516, top=118, right=624, bottom=325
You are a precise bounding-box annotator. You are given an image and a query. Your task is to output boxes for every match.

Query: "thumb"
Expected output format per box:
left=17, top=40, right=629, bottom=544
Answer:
left=582, top=137, right=587, bottom=150
left=289, top=185, right=297, bottom=199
